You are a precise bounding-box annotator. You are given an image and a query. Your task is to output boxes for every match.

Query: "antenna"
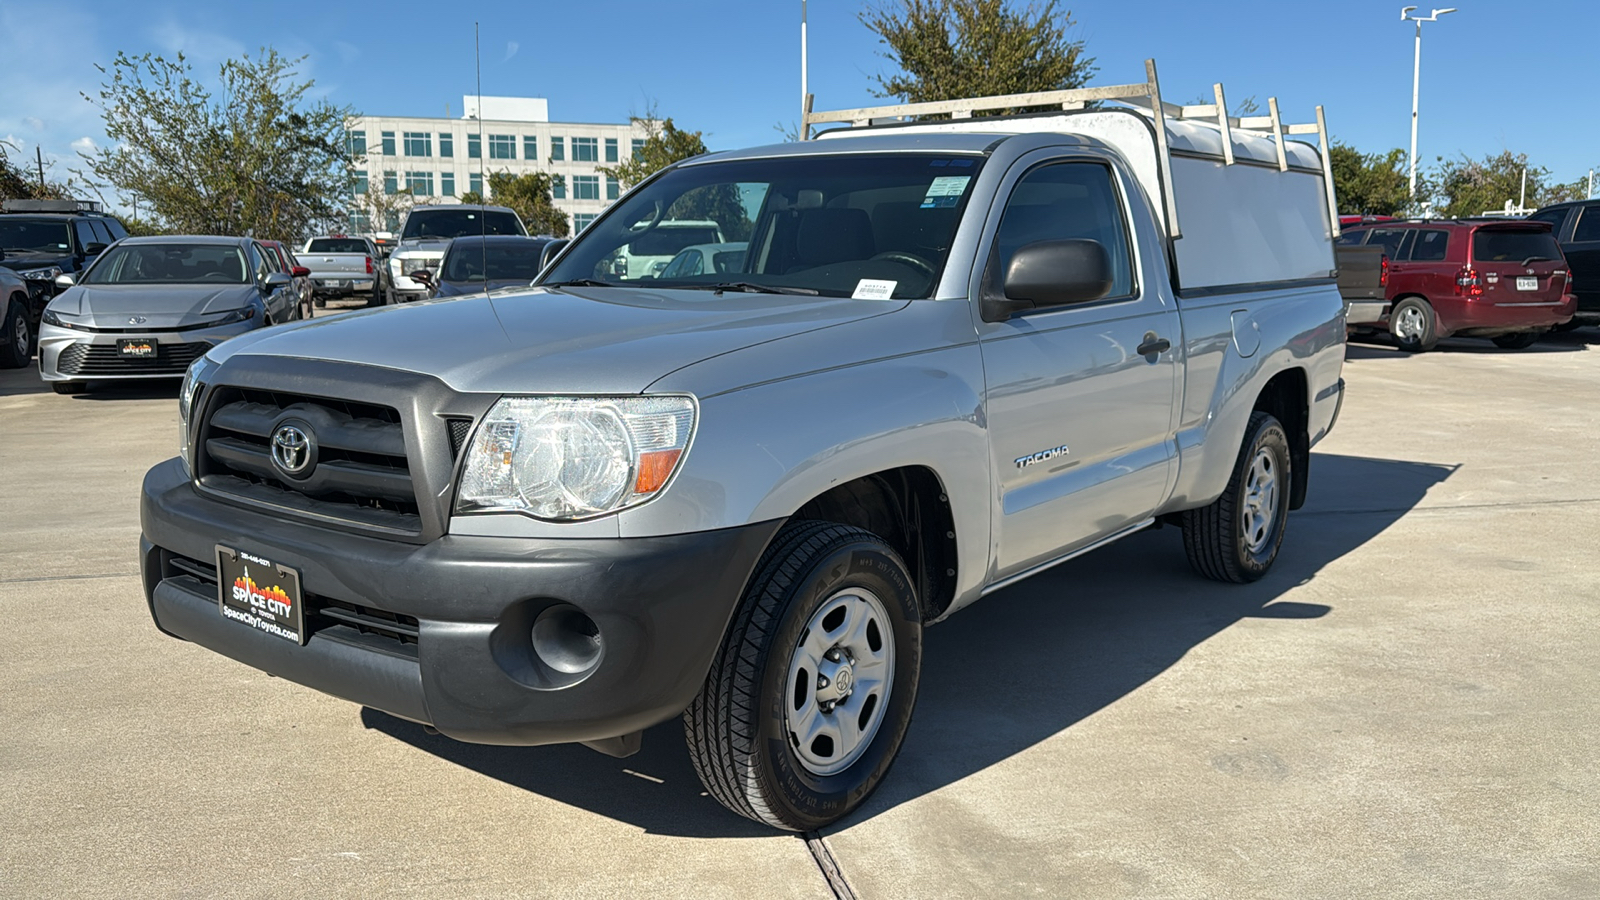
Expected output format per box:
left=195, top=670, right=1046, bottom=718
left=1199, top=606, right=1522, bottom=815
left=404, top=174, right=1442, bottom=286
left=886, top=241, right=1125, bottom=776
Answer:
left=475, top=22, right=488, bottom=295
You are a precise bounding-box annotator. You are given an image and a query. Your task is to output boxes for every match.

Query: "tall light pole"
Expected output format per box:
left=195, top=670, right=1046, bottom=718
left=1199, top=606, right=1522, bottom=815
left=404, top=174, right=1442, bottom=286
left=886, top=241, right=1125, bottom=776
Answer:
left=801, top=1, right=809, bottom=122
left=1401, top=6, right=1456, bottom=205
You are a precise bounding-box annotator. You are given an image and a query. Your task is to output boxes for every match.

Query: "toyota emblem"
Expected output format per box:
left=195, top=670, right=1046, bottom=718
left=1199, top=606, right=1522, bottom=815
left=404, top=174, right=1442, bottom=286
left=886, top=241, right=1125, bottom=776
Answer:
left=127, top=315, right=147, bottom=325
left=270, top=422, right=316, bottom=478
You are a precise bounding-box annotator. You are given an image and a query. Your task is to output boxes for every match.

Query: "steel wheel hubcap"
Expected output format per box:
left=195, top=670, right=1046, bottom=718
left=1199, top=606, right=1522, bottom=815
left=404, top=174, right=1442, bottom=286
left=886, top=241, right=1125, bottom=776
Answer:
left=1240, top=447, right=1280, bottom=554
left=1395, top=306, right=1425, bottom=341
left=785, top=587, right=895, bottom=777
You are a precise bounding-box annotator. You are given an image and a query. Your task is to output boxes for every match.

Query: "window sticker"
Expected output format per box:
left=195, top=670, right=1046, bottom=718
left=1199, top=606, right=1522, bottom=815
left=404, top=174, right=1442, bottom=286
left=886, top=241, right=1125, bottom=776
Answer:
left=852, top=279, right=898, bottom=300
left=921, top=175, right=971, bottom=209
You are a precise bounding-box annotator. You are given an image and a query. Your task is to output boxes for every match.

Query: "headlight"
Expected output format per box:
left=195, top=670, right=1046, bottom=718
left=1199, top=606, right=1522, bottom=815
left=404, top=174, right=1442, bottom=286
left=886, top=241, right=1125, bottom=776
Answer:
left=41, top=308, right=89, bottom=330
left=457, top=396, right=697, bottom=520
left=20, top=266, right=63, bottom=281
left=398, top=257, right=435, bottom=276
left=199, top=306, right=258, bottom=327
left=178, top=355, right=219, bottom=477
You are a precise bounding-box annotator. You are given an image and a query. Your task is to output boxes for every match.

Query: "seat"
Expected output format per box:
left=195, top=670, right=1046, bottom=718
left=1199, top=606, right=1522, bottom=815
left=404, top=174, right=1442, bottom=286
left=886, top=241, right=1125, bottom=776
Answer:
left=792, top=208, right=875, bottom=269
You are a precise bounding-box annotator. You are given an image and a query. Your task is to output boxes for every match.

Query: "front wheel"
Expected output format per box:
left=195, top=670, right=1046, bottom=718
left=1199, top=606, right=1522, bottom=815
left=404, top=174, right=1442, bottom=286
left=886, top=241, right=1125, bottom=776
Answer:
left=1181, top=411, right=1292, bottom=583
left=684, top=520, right=923, bottom=831
left=1491, top=331, right=1542, bottom=349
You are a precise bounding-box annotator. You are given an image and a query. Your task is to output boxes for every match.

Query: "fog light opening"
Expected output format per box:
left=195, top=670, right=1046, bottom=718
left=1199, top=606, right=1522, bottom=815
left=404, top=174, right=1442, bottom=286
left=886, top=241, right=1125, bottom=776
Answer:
left=531, top=604, right=602, bottom=675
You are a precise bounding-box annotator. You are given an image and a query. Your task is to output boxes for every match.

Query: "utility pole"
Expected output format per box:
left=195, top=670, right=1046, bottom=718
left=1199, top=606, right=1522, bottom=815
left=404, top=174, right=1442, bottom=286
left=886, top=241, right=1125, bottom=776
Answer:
left=35, top=146, right=45, bottom=193
left=1401, top=7, right=1457, bottom=206
left=801, top=0, right=808, bottom=125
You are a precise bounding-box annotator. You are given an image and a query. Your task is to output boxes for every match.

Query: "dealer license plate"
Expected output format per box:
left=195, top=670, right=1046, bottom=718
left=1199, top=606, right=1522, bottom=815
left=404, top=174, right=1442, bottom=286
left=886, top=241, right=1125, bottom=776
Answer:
left=1516, top=276, right=1538, bottom=291
left=320, top=279, right=346, bottom=288
left=117, top=338, right=156, bottom=358
left=215, top=545, right=306, bottom=645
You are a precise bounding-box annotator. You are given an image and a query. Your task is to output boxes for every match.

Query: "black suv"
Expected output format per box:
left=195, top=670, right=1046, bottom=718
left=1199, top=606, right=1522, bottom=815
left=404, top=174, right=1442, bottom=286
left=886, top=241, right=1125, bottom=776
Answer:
left=0, top=199, right=131, bottom=356
left=1528, top=200, right=1600, bottom=327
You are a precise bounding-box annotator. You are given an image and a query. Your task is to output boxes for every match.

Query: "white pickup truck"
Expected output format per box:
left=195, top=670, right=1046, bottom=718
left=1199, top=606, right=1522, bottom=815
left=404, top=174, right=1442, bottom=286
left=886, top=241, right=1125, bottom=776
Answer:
left=299, top=236, right=390, bottom=307
left=141, top=62, right=1347, bottom=831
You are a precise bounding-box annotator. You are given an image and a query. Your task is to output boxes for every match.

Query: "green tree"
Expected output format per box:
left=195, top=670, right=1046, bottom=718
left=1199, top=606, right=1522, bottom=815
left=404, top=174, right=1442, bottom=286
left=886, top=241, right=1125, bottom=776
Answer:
left=599, top=117, right=752, bottom=241
left=859, top=0, right=1096, bottom=112
left=77, top=49, right=351, bottom=241
left=1, top=140, right=74, bottom=202
left=1329, top=142, right=1410, bottom=216
left=1430, top=151, right=1574, bottom=218
left=480, top=171, right=569, bottom=237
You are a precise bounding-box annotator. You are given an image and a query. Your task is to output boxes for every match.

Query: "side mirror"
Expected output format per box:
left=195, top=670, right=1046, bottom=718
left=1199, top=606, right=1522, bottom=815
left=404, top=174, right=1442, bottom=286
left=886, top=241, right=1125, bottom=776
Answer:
left=55, top=273, right=77, bottom=289
left=84, top=242, right=109, bottom=256
left=981, top=239, right=1114, bottom=323
left=539, top=240, right=570, bottom=270
left=291, top=266, right=310, bottom=278
left=410, top=269, right=433, bottom=287
left=263, top=272, right=292, bottom=288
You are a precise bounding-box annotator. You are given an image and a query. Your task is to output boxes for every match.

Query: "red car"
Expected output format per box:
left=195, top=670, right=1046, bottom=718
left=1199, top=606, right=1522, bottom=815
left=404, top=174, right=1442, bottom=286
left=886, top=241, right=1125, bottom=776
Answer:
left=1337, top=219, right=1576, bottom=350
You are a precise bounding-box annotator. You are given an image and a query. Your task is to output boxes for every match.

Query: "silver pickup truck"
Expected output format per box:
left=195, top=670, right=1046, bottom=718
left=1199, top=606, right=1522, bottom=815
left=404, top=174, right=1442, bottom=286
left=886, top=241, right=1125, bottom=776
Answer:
left=299, top=236, right=389, bottom=307
left=139, top=64, right=1346, bottom=831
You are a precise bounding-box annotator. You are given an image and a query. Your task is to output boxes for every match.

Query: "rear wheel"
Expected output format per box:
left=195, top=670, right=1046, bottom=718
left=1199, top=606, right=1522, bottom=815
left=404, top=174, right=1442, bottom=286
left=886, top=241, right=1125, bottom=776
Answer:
left=1390, top=297, right=1439, bottom=352
left=1, top=299, right=30, bottom=368
left=685, top=520, right=922, bottom=831
left=1182, top=411, right=1292, bottom=583
left=1491, top=331, right=1541, bottom=349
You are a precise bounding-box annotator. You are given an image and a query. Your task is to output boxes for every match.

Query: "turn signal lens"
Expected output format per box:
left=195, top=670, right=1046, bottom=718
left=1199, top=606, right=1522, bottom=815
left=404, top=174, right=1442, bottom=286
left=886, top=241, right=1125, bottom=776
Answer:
left=634, top=448, right=683, bottom=494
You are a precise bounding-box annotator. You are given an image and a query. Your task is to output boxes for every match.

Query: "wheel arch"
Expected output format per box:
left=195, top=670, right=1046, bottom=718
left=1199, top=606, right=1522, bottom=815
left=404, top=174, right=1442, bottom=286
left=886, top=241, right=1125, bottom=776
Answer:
left=1251, top=367, right=1310, bottom=510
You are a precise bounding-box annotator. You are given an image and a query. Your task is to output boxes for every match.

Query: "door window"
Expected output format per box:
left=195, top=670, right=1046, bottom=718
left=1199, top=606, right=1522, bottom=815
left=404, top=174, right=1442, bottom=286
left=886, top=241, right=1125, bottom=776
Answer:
left=73, top=220, right=98, bottom=254
left=1408, top=229, right=1450, bottom=261
left=1363, top=228, right=1411, bottom=257
left=991, top=161, right=1134, bottom=299
left=1528, top=208, right=1568, bottom=234
left=1572, top=206, right=1600, bottom=243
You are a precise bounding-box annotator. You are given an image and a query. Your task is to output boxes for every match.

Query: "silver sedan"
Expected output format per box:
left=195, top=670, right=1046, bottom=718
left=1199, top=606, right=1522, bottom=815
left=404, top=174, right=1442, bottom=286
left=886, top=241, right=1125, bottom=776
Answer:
left=38, top=235, right=299, bottom=394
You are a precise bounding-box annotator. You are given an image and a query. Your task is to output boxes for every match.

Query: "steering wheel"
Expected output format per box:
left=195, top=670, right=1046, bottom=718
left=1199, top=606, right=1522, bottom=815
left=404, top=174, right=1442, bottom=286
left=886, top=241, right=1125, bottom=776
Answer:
left=869, top=251, right=935, bottom=278
left=196, top=271, right=233, bottom=281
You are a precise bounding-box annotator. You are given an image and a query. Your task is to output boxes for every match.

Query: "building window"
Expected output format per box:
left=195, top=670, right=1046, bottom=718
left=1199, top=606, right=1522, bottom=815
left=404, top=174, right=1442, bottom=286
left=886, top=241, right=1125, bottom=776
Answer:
left=551, top=176, right=566, bottom=200
left=489, top=134, right=516, bottom=159
left=349, top=210, right=372, bottom=232
left=467, top=133, right=481, bottom=159
left=439, top=133, right=454, bottom=158
left=405, top=171, right=434, bottom=196
left=604, top=138, right=618, bottom=163
left=383, top=170, right=398, bottom=195
left=572, top=137, right=598, bottom=162
left=469, top=172, right=483, bottom=195
left=403, top=132, right=432, bottom=157
left=631, top=138, right=645, bottom=159
left=573, top=175, right=600, bottom=200
left=523, top=136, right=538, bottom=161
left=381, top=131, right=395, bottom=156
left=346, top=130, right=367, bottom=157
left=574, top=213, right=597, bottom=232
left=549, top=137, right=565, bottom=161
left=353, top=170, right=369, bottom=194
left=441, top=172, right=455, bottom=197
left=605, top=176, right=620, bottom=200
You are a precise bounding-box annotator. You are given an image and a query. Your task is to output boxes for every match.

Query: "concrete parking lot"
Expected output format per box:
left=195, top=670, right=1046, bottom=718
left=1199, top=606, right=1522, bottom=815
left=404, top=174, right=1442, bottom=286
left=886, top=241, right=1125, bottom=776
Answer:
left=2, top=318, right=1598, bottom=899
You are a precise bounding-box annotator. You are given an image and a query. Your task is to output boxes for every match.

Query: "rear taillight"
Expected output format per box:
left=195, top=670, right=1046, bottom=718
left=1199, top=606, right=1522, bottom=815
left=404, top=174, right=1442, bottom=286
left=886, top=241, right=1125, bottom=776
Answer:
left=1380, top=254, right=1389, bottom=288
left=1456, top=267, right=1482, bottom=297
left=365, top=256, right=373, bottom=274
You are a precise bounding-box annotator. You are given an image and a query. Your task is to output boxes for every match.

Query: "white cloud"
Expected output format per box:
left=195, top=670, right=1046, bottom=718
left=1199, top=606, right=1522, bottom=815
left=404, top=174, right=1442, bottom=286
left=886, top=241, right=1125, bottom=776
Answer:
left=71, top=136, right=97, bottom=155
left=504, top=41, right=520, bottom=63
left=23, top=116, right=44, bottom=131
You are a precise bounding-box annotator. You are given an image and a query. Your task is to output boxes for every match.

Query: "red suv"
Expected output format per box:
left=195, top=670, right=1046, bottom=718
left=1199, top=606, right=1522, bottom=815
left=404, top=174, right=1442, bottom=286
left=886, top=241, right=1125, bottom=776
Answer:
left=1337, top=219, right=1576, bottom=351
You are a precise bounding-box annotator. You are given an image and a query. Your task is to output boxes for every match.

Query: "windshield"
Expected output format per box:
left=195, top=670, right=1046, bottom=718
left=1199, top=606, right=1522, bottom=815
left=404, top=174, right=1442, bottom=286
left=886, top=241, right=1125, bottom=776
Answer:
left=83, top=243, right=249, bottom=285
left=540, top=153, right=985, bottom=299
left=0, top=219, right=72, bottom=255
left=1473, top=229, right=1563, bottom=263
left=306, top=238, right=370, bottom=254
left=402, top=209, right=525, bottom=239
left=442, top=241, right=547, bottom=283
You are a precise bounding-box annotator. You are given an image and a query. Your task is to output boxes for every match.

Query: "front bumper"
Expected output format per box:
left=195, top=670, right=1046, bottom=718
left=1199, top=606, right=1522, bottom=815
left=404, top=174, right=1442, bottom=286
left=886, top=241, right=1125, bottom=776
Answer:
left=37, top=321, right=254, bottom=381
left=139, top=458, right=780, bottom=747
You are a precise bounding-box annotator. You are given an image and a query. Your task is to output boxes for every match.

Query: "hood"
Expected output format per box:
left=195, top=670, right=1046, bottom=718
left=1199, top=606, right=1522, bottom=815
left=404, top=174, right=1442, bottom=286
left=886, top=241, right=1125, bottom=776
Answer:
left=51, top=283, right=261, bottom=329
left=435, top=279, right=530, bottom=297
left=217, top=286, right=908, bottom=394
left=394, top=238, right=451, bottom=257
left=0, top=251, right=74, bottom=274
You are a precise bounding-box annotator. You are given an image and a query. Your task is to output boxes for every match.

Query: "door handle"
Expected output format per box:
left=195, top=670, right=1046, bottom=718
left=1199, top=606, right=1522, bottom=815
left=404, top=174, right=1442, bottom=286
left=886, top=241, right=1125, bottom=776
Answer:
left=1137, top=335, right=1171, bottom=356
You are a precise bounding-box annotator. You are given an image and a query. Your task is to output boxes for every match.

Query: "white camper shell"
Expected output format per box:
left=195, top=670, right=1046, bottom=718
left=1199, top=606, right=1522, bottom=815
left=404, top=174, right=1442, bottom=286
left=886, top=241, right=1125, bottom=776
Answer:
left=803, top=60, right=1338, bottom=295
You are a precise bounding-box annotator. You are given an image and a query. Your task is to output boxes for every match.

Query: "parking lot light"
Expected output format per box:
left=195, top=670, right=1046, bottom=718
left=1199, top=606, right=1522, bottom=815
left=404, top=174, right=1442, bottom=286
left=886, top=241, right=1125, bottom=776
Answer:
left=1402, top=6, right=1457, bottom=206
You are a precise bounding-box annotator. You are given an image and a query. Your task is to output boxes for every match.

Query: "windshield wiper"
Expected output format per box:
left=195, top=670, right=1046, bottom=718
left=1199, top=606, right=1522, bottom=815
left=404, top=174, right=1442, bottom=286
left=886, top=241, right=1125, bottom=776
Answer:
left=542, top=278, right=614, bottom=288
left=1520, top=256, right=1554, bottom=267
left=702, top=282, right=819, bottom=296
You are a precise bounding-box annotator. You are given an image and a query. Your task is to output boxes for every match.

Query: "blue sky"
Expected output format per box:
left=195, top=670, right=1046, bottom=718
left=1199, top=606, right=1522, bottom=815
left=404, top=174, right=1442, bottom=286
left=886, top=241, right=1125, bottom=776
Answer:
left=4, top=0, right=1595, bottom=204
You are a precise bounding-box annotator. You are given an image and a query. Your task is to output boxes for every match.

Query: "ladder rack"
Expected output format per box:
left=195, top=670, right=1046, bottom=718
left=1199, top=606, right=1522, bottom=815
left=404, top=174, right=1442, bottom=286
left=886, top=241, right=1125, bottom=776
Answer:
left=801, top=59, right=1341, bottom=239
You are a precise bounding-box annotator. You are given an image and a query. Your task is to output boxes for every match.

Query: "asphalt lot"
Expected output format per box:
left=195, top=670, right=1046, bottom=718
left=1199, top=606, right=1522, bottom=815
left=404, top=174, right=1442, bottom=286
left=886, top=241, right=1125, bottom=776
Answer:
left=2, top=311, right=1598, bottom=899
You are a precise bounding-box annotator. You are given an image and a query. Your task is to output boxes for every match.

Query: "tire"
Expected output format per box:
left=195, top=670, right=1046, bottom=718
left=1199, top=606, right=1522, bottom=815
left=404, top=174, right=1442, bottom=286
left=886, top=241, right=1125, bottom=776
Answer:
left=1389, top=297, right=1439, bottom=352
left=1181, top=411, right=1292, bottom=583
left=1, top=298, right=30, bottom=368
left=51, top=380, right=87, bottom=395
left=313, top=297, right=326, bottom=309
left=1491, top=331, right=1541, bottom=349
left=684, top=520, right=923, bottom=831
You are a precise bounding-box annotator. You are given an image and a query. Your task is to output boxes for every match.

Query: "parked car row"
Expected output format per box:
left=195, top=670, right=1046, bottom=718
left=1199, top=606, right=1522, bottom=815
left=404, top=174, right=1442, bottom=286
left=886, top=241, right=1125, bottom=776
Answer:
left=0, top=199, right=131, bottom=368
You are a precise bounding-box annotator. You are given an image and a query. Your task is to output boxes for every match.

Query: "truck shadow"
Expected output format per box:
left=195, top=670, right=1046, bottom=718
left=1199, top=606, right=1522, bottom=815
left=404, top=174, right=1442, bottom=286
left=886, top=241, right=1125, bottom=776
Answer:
left=363, top=451, right=1456, bottom=837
